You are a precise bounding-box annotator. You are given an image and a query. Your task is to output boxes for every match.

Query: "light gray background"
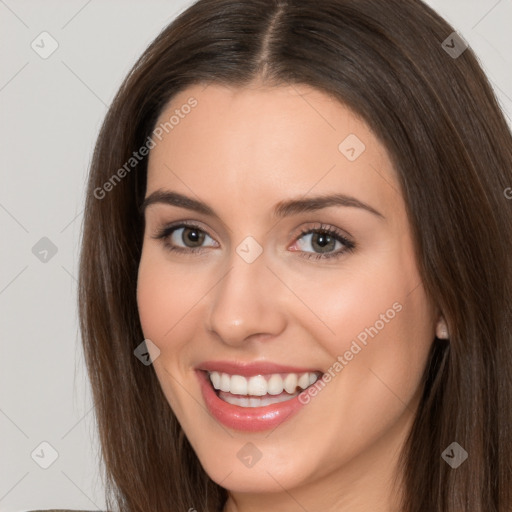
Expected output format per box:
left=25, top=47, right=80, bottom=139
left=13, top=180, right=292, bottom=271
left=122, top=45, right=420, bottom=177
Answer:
left=1, top=1, right=511, bottom=511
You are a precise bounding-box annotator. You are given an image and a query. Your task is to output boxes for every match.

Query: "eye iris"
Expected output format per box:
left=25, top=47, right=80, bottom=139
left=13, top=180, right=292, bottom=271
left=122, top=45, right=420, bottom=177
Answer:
left=312, top=232, right=335, bottom=253
left=183, top=227, right=205, bottom=247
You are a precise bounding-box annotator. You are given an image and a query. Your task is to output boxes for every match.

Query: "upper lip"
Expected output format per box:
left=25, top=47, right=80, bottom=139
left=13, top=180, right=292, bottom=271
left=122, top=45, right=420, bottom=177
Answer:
left=196, top=360, right=323, bottom=377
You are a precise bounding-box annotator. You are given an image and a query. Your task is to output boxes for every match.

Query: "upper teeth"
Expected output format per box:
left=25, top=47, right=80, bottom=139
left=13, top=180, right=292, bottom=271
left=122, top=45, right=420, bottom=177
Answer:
left=208, top=371, right=320, bottom=396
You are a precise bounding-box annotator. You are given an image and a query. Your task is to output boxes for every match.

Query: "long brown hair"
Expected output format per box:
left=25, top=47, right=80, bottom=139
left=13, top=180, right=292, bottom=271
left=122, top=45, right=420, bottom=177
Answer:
left=78, top=0, right=512, bottom=510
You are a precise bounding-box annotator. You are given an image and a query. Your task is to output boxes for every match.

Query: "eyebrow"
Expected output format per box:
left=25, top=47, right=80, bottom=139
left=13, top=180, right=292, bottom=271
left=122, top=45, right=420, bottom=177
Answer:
left=139, top=189, right=385, bottom=221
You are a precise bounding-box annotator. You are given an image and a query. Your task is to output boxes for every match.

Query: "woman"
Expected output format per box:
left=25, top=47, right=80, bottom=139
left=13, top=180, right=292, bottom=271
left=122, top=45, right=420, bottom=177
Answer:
left=75, top=0, right=512, bottom=510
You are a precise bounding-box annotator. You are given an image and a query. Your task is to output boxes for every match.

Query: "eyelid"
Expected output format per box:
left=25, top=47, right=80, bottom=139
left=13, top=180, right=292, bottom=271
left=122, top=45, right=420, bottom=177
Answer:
left=151, top=220, right=218, bottom=247
left=291, top=222, right=352, bottom=242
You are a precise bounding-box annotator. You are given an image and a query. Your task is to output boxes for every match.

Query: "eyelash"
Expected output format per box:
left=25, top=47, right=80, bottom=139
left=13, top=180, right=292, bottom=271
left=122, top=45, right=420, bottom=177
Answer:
left=152, top=221, right=356, bottom=261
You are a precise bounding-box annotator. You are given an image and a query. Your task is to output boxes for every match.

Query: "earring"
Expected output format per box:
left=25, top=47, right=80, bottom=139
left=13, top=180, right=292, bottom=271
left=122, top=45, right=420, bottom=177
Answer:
left=436, top=321, right=449, bottom=340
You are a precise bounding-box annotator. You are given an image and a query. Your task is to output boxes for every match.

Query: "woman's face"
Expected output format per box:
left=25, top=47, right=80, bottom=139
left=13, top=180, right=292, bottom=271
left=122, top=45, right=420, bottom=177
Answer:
left=137, top=82, right=437, bottom=508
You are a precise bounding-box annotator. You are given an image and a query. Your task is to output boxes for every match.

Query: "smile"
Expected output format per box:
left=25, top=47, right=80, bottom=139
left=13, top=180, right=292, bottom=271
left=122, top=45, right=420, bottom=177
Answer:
left=209, top=371, right=321, bottom=407
left=195, top=363, right=324, bottom=431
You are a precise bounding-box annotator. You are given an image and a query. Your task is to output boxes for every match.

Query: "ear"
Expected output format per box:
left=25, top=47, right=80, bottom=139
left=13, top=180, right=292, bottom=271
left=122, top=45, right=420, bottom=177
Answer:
left=435, top=315, right=449, bottom=340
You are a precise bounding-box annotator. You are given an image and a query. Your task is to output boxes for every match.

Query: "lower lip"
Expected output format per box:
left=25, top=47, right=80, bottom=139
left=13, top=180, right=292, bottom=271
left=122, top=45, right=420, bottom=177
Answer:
left=196, top=370, right=309, bottom=432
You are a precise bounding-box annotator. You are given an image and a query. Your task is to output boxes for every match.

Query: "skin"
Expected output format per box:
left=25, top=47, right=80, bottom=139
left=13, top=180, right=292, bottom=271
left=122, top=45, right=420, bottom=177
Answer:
left=136, top=82, right=446, bottom=512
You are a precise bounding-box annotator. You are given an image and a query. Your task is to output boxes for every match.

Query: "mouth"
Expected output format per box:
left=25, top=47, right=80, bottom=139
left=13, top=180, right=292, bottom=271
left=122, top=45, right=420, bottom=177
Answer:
left=206, top=370, right=324, bottom=408
left=195, top=365, right=324, bottom=432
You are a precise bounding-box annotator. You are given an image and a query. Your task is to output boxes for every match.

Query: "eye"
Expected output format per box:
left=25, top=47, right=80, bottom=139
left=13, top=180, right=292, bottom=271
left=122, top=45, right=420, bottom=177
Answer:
left=152, top=221, right=355, bottom=261
left=291, top=224, right=355, bottom=260
left=152, top=222, right=217, bottom=254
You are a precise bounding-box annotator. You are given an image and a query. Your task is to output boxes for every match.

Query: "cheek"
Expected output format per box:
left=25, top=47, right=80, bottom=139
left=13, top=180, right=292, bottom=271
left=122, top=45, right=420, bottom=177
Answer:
left=289, top=249, right=434, bottom=408
left=283, top=265, right=433, bottom=474
left=284, top=250, right=420, bottom=354
left=136, top=247, right=206, bottom=343
left=136, top=247, right=206, bottom=415
left=136, top=255, right=171, bottom=341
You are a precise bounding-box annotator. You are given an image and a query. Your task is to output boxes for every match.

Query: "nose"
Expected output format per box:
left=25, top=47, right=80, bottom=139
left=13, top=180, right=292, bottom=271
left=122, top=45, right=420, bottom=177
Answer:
left=205, top=246, right=287, bottom=347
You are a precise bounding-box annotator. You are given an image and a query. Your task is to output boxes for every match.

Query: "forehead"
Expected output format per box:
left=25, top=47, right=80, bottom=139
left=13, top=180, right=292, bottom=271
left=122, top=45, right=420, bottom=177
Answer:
left=146, top=83, right=402, bottom=222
